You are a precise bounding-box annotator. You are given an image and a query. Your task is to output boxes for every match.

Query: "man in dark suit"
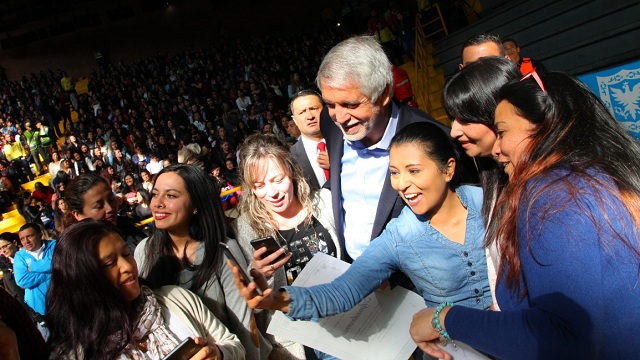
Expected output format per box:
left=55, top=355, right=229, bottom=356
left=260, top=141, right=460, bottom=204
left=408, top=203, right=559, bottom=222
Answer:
left=318, top=36, right=449, bottom=263
left=289, top=90, right=329, bottom=190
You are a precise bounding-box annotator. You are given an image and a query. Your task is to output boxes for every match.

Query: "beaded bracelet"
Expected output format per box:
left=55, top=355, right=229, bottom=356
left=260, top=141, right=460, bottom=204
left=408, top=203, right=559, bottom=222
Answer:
left=431, top=302, right=453, bottom=345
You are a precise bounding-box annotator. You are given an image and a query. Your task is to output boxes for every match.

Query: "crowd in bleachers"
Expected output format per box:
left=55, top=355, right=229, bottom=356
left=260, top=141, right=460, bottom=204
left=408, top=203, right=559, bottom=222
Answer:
left=0, top=0, right=422, bottom=237
left=0, top=28, right=360, bottom=233
left=3, top=0, right=637, bottom=359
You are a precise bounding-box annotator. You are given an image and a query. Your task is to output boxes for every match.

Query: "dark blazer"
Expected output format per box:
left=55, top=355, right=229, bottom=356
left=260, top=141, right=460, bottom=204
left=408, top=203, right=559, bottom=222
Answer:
left=320, top=98, right=449, bottom=262
left=290, top=138, right=322, bottom=191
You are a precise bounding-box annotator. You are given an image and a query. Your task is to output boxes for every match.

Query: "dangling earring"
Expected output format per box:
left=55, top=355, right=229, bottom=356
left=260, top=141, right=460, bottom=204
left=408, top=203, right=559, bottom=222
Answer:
left=193, top=209, right=198, bottom=215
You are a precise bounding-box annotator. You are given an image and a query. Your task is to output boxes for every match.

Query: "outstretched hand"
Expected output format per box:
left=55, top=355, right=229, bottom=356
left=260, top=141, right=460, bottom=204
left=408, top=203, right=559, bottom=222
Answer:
left=227, top=259, right=290, bottom=312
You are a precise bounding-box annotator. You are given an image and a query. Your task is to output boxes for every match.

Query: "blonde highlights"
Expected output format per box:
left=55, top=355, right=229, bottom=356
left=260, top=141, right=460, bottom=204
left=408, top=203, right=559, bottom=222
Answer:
left=238, top=134, right=314, bottom=236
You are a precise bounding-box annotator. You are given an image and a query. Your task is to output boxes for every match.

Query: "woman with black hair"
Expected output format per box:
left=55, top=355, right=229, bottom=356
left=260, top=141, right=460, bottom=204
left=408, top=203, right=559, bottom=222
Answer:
left=411, top=72, right=640, bottom=359
left=47, top=219, right=244, bottom=359
left=53, top=197, right=68, bottom=234
left=64, top=173, right=147, bottom=251
left=133, top=188, right=152, bottom=221
left=134, top=164, right=270, bottom=359
left=444, top=56, right=521, bottom=223
left=233, top=122, right=491, bottom=341
left=139, top=169, right=153, bottom=192
left=119, top=173, right=141, bottom=213
left=442, top=56, right=521, bottom=308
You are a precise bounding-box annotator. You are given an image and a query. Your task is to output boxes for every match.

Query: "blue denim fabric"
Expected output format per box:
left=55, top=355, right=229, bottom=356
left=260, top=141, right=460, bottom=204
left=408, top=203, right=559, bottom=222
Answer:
left=286, top=185, right=491, bottom=321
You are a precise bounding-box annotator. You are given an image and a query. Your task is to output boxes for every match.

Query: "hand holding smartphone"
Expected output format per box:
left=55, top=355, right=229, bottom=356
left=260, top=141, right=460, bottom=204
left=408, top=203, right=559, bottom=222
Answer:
left=250, top=236, right=288, bottom=262
left=162, top=337, right=203, bottom=360
left=219, top=243, right=264, bottom=295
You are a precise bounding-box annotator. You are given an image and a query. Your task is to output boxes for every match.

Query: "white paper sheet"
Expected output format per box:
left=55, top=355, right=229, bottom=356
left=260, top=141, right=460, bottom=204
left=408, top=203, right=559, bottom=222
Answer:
left=438, top=341, right=490, bottom=360
left=266, top=253, right=489, bottom=360
left=267, top=252, right=422, bottom=360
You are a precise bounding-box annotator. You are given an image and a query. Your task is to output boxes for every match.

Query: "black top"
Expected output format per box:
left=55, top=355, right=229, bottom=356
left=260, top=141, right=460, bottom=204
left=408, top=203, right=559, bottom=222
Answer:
left=277, top=215, right=336, bottom=284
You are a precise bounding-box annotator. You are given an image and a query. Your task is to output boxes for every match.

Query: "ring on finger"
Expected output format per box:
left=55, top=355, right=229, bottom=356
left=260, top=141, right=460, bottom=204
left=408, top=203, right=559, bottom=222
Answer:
left=270, top=264, right=274, bottom=271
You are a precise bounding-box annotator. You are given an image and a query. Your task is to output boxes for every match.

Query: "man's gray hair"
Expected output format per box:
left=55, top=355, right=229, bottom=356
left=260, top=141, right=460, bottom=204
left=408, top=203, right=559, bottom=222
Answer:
left=316, top=35, right=393, bottom=103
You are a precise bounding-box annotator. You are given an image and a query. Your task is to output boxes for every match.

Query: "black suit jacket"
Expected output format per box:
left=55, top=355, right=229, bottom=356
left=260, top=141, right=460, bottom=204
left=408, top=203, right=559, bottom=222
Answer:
left=290, top=138, right=322, bottom=191
left=320, top=99, right=449, bottom=262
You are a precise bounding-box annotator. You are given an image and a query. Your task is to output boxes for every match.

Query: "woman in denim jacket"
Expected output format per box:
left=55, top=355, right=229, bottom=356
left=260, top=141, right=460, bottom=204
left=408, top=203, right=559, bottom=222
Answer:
left=231, top=122, right=492, bottom=320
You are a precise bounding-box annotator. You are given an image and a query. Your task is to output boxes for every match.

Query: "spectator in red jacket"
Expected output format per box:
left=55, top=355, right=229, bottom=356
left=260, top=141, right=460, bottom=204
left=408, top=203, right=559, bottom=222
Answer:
left=32, top=182, right=55, bottom=206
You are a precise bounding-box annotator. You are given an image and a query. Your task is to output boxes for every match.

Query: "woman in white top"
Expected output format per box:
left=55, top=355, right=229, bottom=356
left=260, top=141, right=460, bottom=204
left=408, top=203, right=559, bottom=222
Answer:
left=47, top=219, right=244, bottom=359
left=48, top=151, right=62, bottom=179
left=139, top=169, right=153, bottom=192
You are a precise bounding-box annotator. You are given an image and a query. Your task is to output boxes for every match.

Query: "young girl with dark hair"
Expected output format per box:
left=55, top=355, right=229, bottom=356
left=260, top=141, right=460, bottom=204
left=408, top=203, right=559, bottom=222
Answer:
left=442, top=56, right=522, bottom=308
left=232, top=122, right=491, bottom=328
left=134, top=164, right=271, bottom=359
left=47, top=219, right=244, bottom=359
left=444, top=56, right=521, bottom=223
left=411, top=72, right=640, bottom=359
left=132, top=188, right=152, bottom=221
left=64, top=173, right=146, bottom=250
left=53, top=197, right=68, bottom=234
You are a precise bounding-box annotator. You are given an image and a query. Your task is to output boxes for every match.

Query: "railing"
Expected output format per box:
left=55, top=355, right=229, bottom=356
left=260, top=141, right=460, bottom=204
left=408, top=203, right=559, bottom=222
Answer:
left=414, top=4, right=450, bottom=124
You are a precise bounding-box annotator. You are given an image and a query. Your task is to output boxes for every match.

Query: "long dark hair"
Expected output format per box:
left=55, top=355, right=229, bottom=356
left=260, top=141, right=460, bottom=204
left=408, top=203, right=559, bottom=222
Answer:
left=141, top=164, right=225, bottom=292
left=444, top=56, right=520, bottom=127
left=47, top=220, right=135, bottom=360
left=390, top=122, right=472, bottom=187
left=492, top=71, right=640, bottom=294
left=443, top=56, right=521, bottom=223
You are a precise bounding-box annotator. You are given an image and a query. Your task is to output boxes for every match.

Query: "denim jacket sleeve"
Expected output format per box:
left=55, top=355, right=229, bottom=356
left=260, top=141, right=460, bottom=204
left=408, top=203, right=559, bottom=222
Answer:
left=285, top=223, right=401, bottom=321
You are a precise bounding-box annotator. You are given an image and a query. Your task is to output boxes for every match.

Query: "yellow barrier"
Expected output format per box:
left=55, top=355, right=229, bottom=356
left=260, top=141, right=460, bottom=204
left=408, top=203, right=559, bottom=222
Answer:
left=20, top=174, right=52, bottom=193
left=2, top=209, right=21, bottom=219
left=135, top=216, right=155, bottom=228
left=220, top=186, right=241, bottom=197
left=0, top=215, right=26, bottom=233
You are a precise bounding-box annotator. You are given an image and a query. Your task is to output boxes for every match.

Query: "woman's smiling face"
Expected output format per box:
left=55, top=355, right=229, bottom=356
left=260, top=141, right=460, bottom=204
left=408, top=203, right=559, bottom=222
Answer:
left=98, top=232, right=141, bottom=302
left=492, top=101, right=537, bottom=178
left=389, top=143, right=454, bottom=217
left=151, top=172, right=194, bottom=234
left=251, top=156, right=296, bottom=216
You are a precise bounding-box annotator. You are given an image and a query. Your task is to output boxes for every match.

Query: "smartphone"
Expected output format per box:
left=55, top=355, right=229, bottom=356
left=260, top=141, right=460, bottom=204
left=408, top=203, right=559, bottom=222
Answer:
left=250, top=236, right=287, bottom=262
left=219, top=243, right=263, bottom=295
left=162, top=337, right=203, bottom=360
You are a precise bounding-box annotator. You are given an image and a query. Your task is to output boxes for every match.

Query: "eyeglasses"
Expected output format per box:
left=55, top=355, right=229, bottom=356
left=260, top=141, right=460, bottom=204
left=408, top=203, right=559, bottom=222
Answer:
left=521, top=70, right=546, bottom=93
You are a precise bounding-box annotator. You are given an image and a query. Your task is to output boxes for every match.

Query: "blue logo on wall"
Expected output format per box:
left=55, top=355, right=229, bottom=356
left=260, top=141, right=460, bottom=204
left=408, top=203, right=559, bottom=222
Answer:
left=579, top=60, right=640, bottom=141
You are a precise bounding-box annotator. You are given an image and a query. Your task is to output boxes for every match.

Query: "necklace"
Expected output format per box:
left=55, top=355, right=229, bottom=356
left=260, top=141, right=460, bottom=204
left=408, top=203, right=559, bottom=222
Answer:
left=276, top=218, right=319, bottom=247
left=277, top=208, right=305, bottom=233
left=275, top=228, right=288, bottom=247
